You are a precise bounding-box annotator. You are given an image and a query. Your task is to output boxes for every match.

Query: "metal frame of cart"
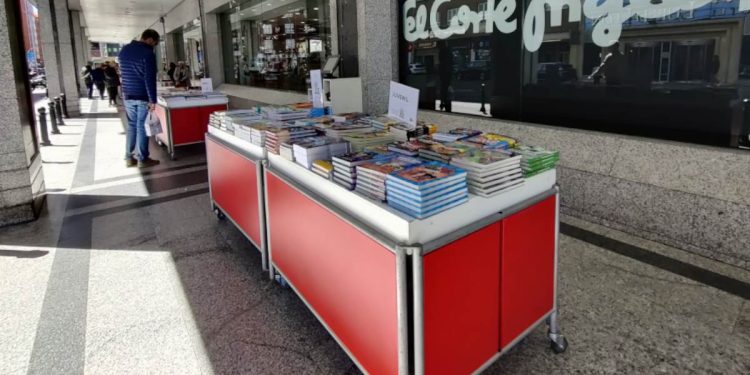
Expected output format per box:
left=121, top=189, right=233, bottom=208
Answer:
left=262, top=156, right=568, bottom=375
left=205, top=129, right=269, bottom=270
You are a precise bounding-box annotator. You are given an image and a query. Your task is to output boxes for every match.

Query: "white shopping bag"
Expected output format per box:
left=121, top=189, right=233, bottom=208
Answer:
left=144, top=111, right=162, bottom=137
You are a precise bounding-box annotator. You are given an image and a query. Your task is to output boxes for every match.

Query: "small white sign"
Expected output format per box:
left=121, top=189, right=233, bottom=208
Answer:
left=310, top=69, right=324, bottom=109
left=388, top=81, right=419, bottom=128
left=200, top=78, right=213, bottom=93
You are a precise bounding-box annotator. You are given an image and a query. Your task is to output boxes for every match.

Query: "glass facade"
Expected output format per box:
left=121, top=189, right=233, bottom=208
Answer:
left=400, top=0, right=750, bottom=148
left=220, top=0, right=332, bottom=92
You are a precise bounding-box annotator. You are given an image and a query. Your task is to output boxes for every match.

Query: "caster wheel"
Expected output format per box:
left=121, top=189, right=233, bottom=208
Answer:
left=550, top=336, right=568, bottom=354
left=214, top=208, right=226, bottom=220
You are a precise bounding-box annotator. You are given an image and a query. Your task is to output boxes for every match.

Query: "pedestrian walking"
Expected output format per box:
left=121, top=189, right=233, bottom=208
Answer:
left=81, top=64, right=93, bottom=99
left=91, top=63, right=106, bottom=99
left=119, top=29, right=161, bottom=168
left=103, top=62, right=121, bottom=106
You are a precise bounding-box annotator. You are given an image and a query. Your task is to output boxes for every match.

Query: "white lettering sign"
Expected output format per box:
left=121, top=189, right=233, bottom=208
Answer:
left=388, top=82, right=420, bottom=128
left=200, top=78, right=213, bottom=93
left=404, top=0, right=742, bottom=52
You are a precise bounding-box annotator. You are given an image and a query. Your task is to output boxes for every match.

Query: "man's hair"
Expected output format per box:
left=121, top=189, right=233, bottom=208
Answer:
left=141, top=29, right=160, bottom=42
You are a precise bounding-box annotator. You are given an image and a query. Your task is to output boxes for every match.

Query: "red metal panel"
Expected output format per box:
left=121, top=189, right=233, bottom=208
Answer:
left=424, top=223, right=501, bottom=375
left=500, top=195, right=557, bottom=349
left=168, top=107, right=202, bottom=145
left=154, top=105, right=169, bottom=145
left=206, top=137, right=262, bottom=246
left=266, top=172, right=399, bottom=375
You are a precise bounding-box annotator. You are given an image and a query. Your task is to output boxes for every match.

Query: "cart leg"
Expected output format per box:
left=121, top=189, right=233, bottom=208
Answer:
left=547, top=310, right=568, bottom=354
left=213, top=205, right=226, bottom=220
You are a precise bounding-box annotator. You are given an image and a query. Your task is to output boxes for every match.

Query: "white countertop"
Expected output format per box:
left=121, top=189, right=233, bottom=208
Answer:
left=266, top=152, right=556, bottom=244
left=158, top=94, right=229, bottom=109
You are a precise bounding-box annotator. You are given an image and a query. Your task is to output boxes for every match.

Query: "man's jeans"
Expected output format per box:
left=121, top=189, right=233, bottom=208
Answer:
left=124, top=100, right=150, bottom=161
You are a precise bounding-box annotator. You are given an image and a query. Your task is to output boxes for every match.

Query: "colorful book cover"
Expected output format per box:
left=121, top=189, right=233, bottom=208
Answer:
left=357, top=156, right=421, bottom=177
left=388, top=162, right=466, bottom=189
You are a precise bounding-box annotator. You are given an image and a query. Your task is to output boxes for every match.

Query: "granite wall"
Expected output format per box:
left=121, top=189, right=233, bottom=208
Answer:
left=419, top=111, right=750, bottom=270
left=0, top=0, right=45, bottom=227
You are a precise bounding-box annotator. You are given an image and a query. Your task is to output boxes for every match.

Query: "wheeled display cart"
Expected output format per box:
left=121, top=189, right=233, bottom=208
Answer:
left=205, top=127, right=268, bottom=270
left=262, top=152, right=568, bottom=374
left=155, top=95, right=228, bottom=160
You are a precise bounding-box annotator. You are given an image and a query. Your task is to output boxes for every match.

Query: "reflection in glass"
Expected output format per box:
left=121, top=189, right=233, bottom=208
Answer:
left=399, top=0, right=750, bottom=148
left=221, top=0, right=332, bottom=92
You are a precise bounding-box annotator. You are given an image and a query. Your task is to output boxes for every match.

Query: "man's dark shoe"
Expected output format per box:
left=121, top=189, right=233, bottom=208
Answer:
left=138, top=158, right=160, bottom=168
left=125, top=158, right=137, bottom=168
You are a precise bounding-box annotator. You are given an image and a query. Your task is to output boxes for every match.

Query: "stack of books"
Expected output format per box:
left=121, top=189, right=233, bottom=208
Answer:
left=385, top=162, right=469, bottom=219
left=247, top=122, right=287, bottom=147
left=418, top=142, right=472, bottom=163
left=331, top=152, right=384, bottom=190
left=451, top=149, right=524, bottom=197
left=389, top=123, right=427, bottom=141
left=224, top=111, right=264, bottom=132
left=332, top=112, right=366, bottom=123
left=262, top=106, right=311, bottom=121
left=388, top=139, right=432, bottom=157
left=514, top=145, right=560, bottom=177
left=293, top=138, right=349, bottom=169
left=295, top=117, right=333, bottom=127
left=208, top=112, right=223, bottom=130
left=317, top=122, right=374, bottom=139
left=355, top=156, right=422, bottom=201
left=342, top=132, right=396, bottom=152
left=465, top=133, right=518, bottom=150
left=432, top=128, right=481, bottom=143
left=265, top=126, right=319, bottom=154
left=311, top=160, right=334, bottom=180
left=368, top=115, right=399, bottom=131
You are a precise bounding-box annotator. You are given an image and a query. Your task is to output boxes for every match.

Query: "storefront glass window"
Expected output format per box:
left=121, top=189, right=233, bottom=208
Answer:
left=220, top=0, right=332, bottom=92
left=399, top=0, right=750, bottom=148
left=183, top=18, right=205, bottom=80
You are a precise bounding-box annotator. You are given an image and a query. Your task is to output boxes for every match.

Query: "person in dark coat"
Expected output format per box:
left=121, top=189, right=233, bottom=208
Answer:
left=90, top=63, right=106, bottom=99
left=81, top=64, right=93, bottom=99
left=119, top=29, right=160, bottom=168
left=103, top=62, right=121, bottom=106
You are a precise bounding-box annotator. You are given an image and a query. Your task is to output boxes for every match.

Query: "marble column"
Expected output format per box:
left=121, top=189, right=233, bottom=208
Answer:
left=203, top=13, right=224, bottom=86
left=356, top=0, right=399, bottom=114
left=38, top=0, right=80, bottom=116
left=0, top=0, right=46, bottom=226
left=70, top=10, right=84, bottom=96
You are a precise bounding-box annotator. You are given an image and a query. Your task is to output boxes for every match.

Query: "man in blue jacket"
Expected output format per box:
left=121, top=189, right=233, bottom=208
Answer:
left=119, top=29, right=160, bottom=168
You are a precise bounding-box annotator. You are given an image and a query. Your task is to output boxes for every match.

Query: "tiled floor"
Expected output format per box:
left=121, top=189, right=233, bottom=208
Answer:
left=0, top=98, right=748, bottom=374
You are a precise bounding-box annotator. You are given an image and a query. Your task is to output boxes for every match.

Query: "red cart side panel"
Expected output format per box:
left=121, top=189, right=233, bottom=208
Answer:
left=500, top=195, right=556, bottom=349
left=154, top=105, right=169, bottom=145
left=424, top=223, right=501, bottom=375
left=165, top=107, right=199, bottom=145
left=206, top=137, right=262, bottom=246
left=266, top=172, right=399, bottom=375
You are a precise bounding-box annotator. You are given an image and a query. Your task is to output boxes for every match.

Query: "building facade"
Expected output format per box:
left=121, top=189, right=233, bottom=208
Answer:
left=128, top=0, right=750, bottom=270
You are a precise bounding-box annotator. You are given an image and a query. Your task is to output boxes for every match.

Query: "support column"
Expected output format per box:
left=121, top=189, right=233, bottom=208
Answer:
left=0, top=0, right=46, bottom=226
left=356, top=0, right=399, bottom=114
left=70, top=10, right=86, bottom=96
left=38, top=0, right=80, bottom=116
left=203, top=12, right=224, bottom=86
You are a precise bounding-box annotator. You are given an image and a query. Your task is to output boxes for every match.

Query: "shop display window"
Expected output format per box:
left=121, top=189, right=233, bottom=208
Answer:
left=399, top=0, right=750, bottom=148
left=221, top=0, right=332, bottom=92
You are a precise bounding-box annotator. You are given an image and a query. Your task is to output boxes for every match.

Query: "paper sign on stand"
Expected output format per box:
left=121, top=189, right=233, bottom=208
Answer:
left=310, top=69, right=324, bottom=108
left=200, top=78, right=214, bottom=93
left=388, top=81, right=419, bottom=129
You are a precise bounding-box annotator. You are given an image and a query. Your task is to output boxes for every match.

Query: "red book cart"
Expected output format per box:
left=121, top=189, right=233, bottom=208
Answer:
left=262, top=152, right=568, bottom=374
left=155, top=95, right=228, bottom=160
